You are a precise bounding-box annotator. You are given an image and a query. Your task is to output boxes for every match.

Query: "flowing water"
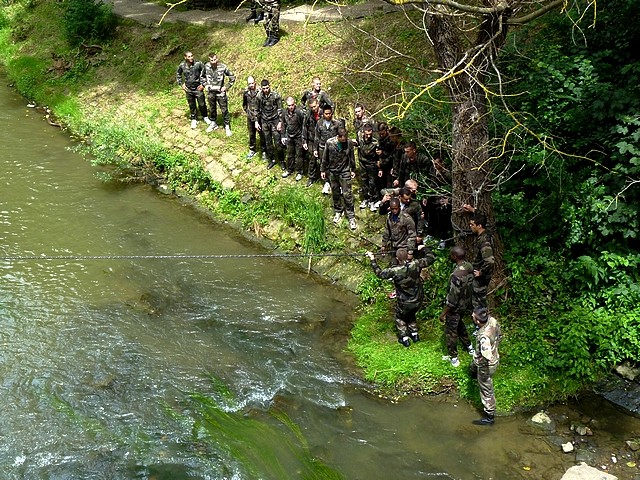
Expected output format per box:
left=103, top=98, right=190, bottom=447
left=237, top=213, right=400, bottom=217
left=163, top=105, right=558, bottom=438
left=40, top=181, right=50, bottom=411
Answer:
left=1, top=76, right=639, bottom=480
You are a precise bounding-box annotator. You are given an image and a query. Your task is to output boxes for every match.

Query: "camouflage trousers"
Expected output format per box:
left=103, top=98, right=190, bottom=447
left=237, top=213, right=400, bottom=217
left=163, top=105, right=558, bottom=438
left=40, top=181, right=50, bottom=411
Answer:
left=285, top=136, right=305, bottom=174
left=472, top=277, right=489, bottom=310
left=328, top=171, right=355, bottom=220
left=470, top=361, right=497, bottom=416
left=263, top=1, right=280, bottom=38
left=395, top=301, right=421, bottom=338
left=444, top=311, right=472, bottom=358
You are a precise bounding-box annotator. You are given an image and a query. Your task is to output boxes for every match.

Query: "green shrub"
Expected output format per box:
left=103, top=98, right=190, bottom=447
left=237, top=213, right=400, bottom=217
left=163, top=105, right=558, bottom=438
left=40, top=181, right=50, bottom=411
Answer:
left=62, top=0, right=116, bottom=46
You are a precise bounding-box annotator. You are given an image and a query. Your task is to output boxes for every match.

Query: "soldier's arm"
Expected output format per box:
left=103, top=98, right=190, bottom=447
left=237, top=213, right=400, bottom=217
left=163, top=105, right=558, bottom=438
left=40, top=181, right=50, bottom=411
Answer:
left=348, top=141, right=356, bottom=172
left=406, top=215, right=417, bottom=251
left=176, top=64, right=184, bottom=86
left=242, top=91, right=248, bottom=113
left=226, top=68, right=236, bottom=89
left=480, top=240, right=495, bottom=277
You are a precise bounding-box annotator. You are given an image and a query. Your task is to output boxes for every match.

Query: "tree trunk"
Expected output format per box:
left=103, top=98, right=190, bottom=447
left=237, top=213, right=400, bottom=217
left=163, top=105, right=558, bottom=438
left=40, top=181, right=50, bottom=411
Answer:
left=429, top=11, right=506, bottom=294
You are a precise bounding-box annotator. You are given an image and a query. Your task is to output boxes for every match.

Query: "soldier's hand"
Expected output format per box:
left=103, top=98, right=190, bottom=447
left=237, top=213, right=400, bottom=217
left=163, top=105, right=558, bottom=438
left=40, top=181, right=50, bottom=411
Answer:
left=365, top=251, right=375, bottom=261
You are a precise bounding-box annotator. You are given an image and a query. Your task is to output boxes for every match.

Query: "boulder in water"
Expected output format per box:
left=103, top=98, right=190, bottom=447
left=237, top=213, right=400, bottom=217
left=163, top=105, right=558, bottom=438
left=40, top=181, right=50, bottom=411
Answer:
left=560, top=462, right=617, bottom=480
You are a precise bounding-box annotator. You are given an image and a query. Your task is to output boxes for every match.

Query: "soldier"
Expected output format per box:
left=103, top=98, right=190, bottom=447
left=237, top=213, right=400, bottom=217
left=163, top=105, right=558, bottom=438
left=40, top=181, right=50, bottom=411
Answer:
left=376, top=122, right=395, bottom=189
left=201, top=53, right=236, bottom=136
left=366, top=248, right=436, bottom=347
left=357, top=124, right=380, bottom=211
left=242, top=76, right=266, bottom=159
left=321, top=127, right=357, bottom=230
left=470, top=307, right=502, bottom=426
left=281, top=96, right=306, bottom=181
left=463, top=206, right=495, bottom=310
left=381, top=197, right=417, bottom=262
left=255, top=79, right=284, bottom=170
left=423, top=154, right=452, bottom=241
left=262, top=0, right=281, bottom=47
left=176, top=51, right=208, bottom=130
left=303, top=97, right=321, bottom=186
left=393, top=141, right=427, bottom=187
left=301, top=77, right=334, bottom=112
left=439, top=246, right=475, bottom=368
left=353, top=102, right=375, bottom=135
left=314, top=105, right=343, bottom=195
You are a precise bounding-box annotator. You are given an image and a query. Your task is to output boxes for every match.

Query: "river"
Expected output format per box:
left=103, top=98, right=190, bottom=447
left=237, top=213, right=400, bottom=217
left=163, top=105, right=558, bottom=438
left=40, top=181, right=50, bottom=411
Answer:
left=1, top=75, right=639, bottom=479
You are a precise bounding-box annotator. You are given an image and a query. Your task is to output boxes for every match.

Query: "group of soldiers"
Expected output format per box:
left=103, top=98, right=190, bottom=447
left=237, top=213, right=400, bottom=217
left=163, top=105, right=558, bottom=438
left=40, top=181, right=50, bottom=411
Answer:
left=176, top=52, right=448, bottom=233
left=366, top=205, right=501, bottom=426
left=176, top=53, right=501, bottom=425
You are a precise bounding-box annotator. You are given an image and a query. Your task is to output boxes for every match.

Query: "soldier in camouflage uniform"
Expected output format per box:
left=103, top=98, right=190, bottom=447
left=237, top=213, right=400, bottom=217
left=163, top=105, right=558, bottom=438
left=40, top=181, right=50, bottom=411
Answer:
left=242, top=76, right=266, bottom=159
left=314, top=106, right=343, bottom=195
left=353, top=103, right=376, bottom=135
left=281, top=96, right=306, bottom=180
left=470, top=307, right=502, bottom=425
left=366, top=248, right=436, bottom=347
left=201, top=53, right=236, bottom=136
left=321, top=127, right=357, bottom=230
left=393, top=141, right=428, bottom=188
left=255, top=79, right=284, bottom=170
left=303, top=97, right=321, bottom=186
left=176, top=51, right=208, bottom=129
left=356, top=124, right=379, bottom=210
left=463, top=206, right=495, bottom=310
left=259, top=0, right=281, bottom=47
left=301, top=77, right=334, bottom=112
left=439, top=246, right=475, bottom=368
left=381, top=197, right=417, bottom=261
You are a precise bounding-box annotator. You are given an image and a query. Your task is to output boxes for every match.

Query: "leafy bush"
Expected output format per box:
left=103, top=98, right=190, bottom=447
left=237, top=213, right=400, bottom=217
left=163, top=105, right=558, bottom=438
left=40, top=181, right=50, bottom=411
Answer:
left=62, top=0, right=116, bottom=46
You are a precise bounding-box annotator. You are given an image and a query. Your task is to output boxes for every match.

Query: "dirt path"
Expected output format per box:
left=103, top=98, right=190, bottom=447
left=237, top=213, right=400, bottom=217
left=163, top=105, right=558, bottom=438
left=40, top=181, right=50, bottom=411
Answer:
left=107, top=0, right=400, bottom=26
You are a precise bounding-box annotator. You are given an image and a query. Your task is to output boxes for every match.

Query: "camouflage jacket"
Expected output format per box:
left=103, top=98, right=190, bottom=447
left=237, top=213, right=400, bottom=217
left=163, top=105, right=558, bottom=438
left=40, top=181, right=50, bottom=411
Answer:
left=301, top=89, right=334, bottom=111
left=357, top=133, right=379, bottom=167
left=474, top=316, right=502, bottom=367
left=282, top=106, right=306, bottom=139
left=473, top=230, right=495, bottom=283
left=395, top=152, right=428, bottom=185
left=371, top=254, right=435, bottom=306
left=382, top=211, right=417, bottom=251
left=256, top=90, right=283, bottom=124
left=242, top=87, right=260, bottom=122
left=321, top=136, right=356, bottom=174
left=314, top=118, right=343, bottom=152
left=201, top=62, right=235, bottom=93
left=445, top=261, right=474, bottom=313
left=176, top=60, right=205, bottom=90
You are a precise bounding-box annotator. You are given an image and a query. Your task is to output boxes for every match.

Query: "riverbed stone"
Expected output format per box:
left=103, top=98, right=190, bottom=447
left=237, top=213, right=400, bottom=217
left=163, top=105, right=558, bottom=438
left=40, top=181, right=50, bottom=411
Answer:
left=561, top=462, right=617, bottom=480
left=615, top=362, right=640, bottom=381
left=532, top=411, right=553, bottom=424
left=575, top=448, right=599, bottom=465
left=563, top=442, right=575, bottom=453
left=628, top=441, right=640, bottom=453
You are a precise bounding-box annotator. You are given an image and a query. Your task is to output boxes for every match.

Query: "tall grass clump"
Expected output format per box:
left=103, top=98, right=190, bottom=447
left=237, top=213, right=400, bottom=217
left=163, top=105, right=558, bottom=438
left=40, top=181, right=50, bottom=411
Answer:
left=267, top=187, right=327, bottom=253
left=62, top=0, right=116, bottom=47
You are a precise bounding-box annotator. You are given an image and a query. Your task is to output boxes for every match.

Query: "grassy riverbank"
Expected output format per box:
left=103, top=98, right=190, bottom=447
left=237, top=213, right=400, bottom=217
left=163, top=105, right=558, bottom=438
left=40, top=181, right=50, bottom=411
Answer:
left=0, top=0, right=584, bottom=413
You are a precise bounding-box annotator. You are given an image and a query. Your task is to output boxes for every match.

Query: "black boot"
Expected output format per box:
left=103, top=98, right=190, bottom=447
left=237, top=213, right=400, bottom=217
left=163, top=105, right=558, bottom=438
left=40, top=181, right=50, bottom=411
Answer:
left=262, top=36, right=271, bottom=47
left=254, top=12, right=264, bottom=24
left=245, top=10, right=257, bottom=22
left=398, top=336, right=411, bottom=348
left=266, top=36, right=280, bottom=47
left=472, top=413, right=495, bottom=426
left=410, top=332, right=420, bottom=343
